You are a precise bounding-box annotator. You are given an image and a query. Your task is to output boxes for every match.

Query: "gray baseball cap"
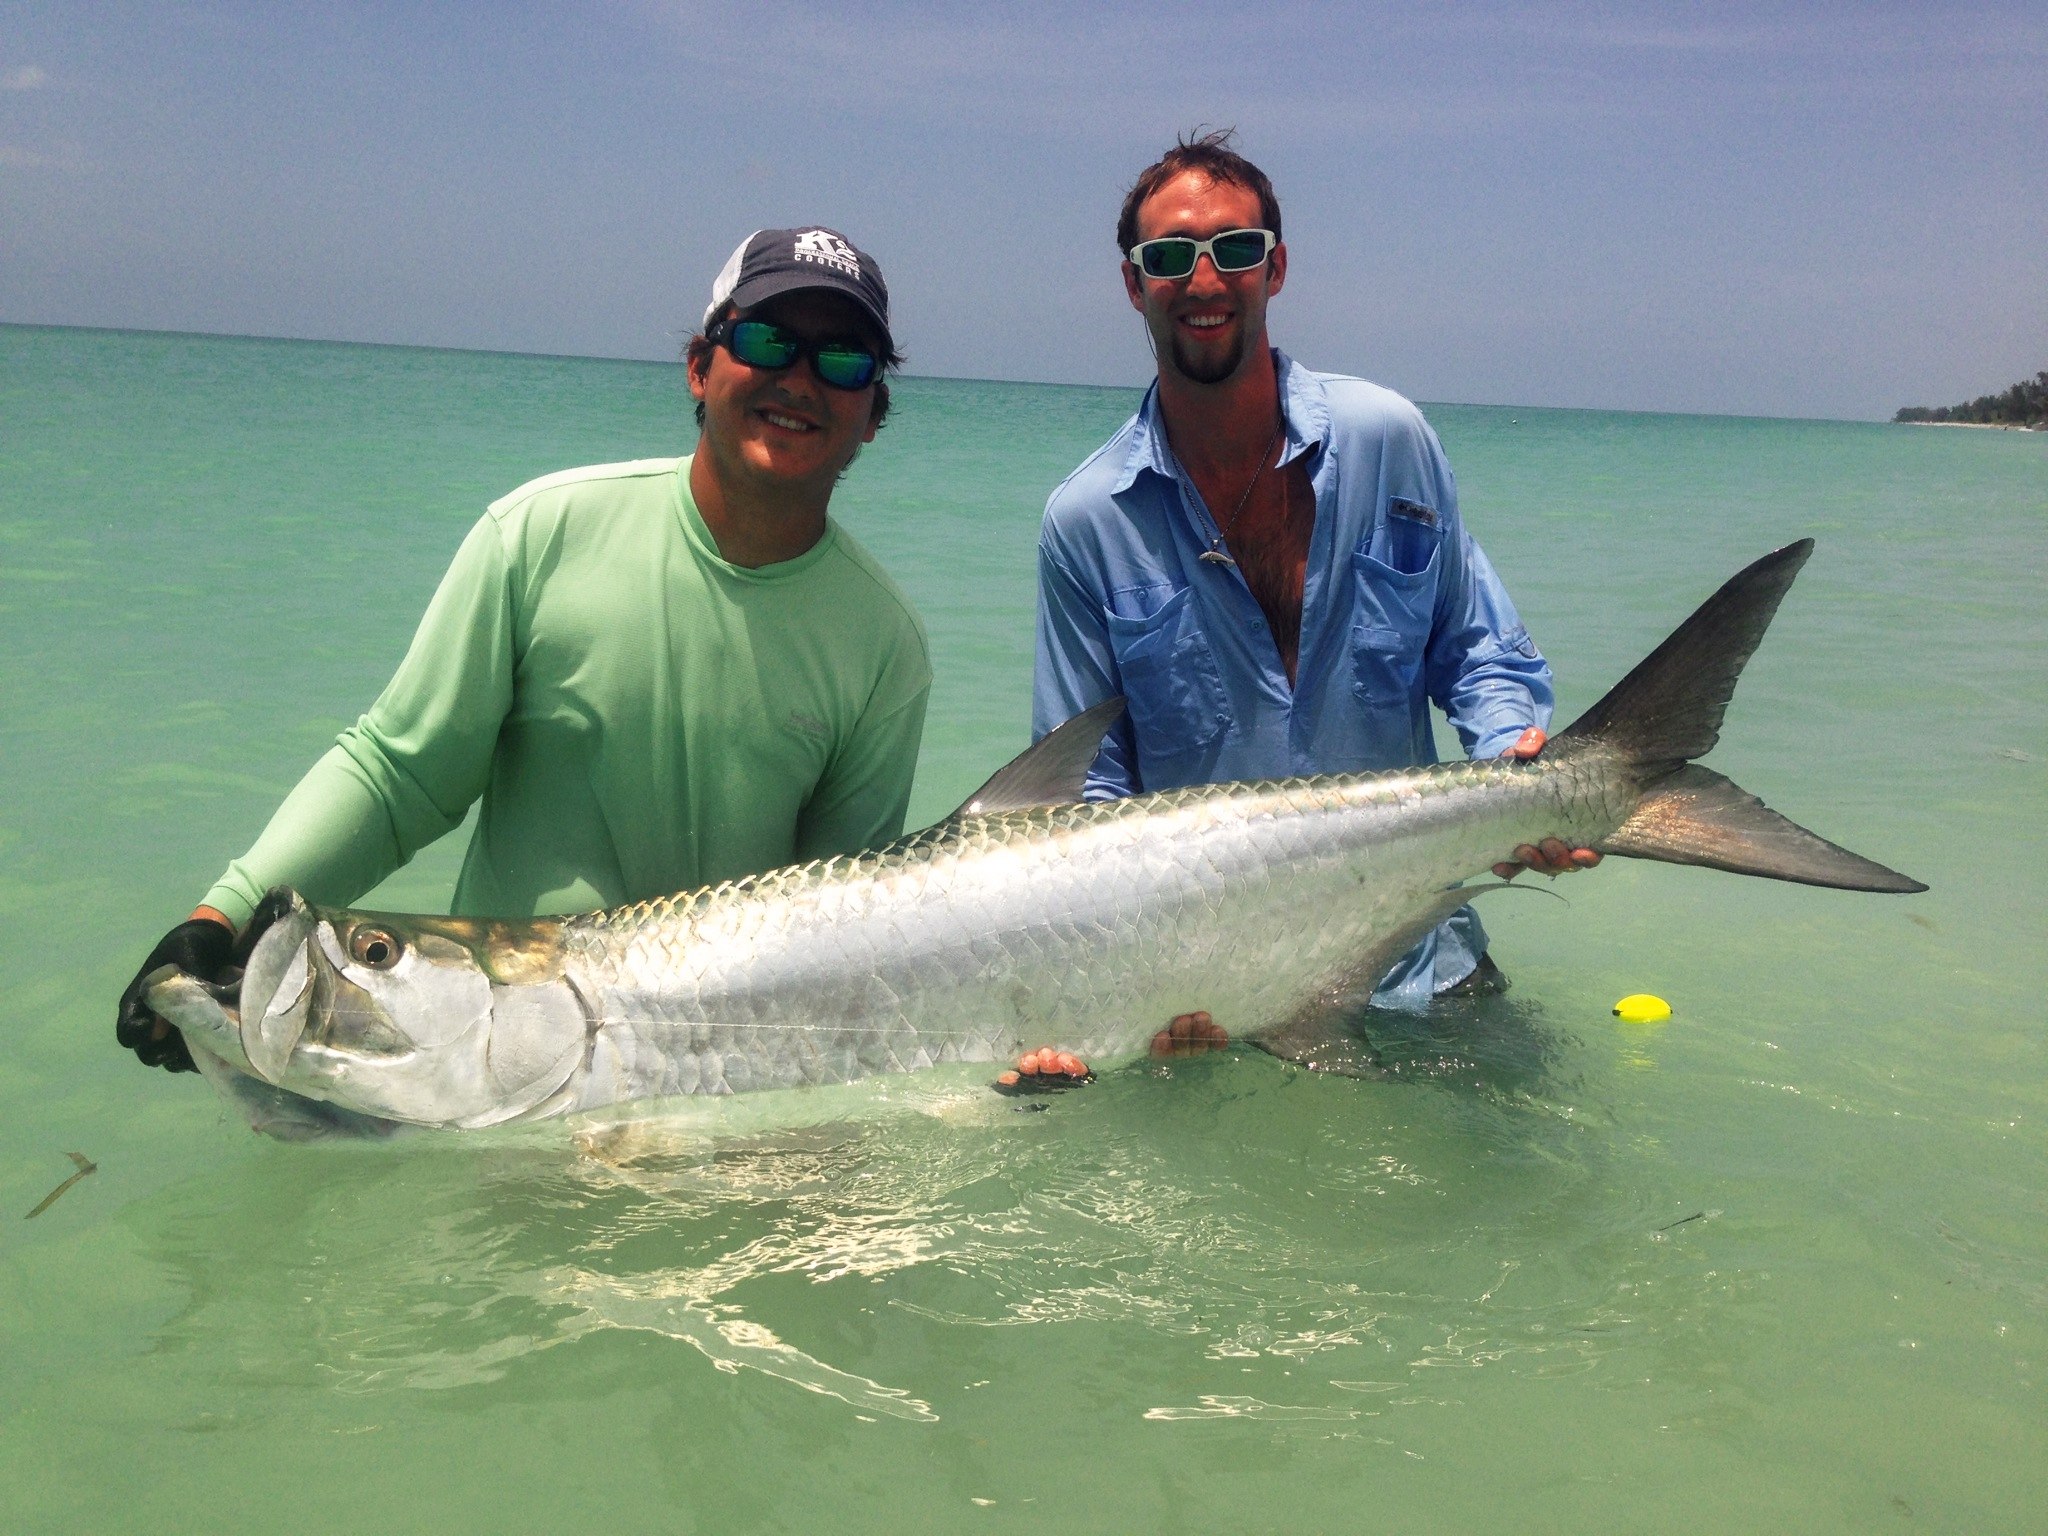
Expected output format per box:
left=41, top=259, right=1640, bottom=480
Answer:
left=703, top=227, right=893, bottom=350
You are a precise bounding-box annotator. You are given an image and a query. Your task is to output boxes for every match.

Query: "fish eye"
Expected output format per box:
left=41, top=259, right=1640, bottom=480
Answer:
left=347, top=926, right=403, bottom=969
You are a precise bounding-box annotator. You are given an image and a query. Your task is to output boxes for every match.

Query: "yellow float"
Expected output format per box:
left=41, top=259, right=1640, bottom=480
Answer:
left=1612, top=993, right=1672, bottom=1024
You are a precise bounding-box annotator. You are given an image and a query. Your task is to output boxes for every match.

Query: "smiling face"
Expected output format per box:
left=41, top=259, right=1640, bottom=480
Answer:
left=1123, top=169, right=1288, bottom=387
left=688, top=290, right=884, bottom=502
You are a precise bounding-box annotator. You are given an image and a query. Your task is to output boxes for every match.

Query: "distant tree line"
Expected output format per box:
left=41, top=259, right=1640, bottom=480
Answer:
left=1895, top=371, right=2047, bottom=428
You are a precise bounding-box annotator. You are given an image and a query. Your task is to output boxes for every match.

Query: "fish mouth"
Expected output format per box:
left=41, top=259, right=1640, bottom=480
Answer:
left=139, top=888, right=318, bottom=1084
left=140, top=966, right=249, bottom=1064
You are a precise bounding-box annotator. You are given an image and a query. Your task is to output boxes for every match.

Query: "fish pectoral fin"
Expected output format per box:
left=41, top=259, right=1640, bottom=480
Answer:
left=186, top=1043, right=405, bottom=1142
left=942, top=697, right=1126, bottom=822
left=1473, top=879, right=1567, bottom=905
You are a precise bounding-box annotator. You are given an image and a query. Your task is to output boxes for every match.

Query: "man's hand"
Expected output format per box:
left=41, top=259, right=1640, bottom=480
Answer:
left=115, top=910, right=235, bottom=1074
left=1492, top=727, right=1602, bottom=880
left=996, top=1047, right=1092, bottom=1093
left=1150, top=1011, right=1229, bottom=1057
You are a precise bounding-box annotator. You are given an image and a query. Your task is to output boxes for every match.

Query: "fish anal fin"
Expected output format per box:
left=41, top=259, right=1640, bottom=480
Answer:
left=943, top=697, right=1126, bottom=822
left=1250, top=1014, right=1385, bottom=1077
left=1599, top=765, right=1926, bottom=893
left=1252, top=882, right=1532, bottom=1074
left=1326, top=882, right=1531, bottom=1000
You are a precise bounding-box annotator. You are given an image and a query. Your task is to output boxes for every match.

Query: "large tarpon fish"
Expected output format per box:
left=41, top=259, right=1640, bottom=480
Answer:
left=147, top=541, right=1922, bottom=1136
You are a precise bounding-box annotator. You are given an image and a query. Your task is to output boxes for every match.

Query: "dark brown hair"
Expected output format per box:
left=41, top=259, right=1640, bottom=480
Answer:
left=1116, top=128, right=1282, bottom=257
left=686, top=301, right=898, bottom=431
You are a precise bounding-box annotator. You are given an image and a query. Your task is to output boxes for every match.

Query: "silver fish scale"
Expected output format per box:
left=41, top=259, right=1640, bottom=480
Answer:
left=553, top=755, right=1636, bottom=1105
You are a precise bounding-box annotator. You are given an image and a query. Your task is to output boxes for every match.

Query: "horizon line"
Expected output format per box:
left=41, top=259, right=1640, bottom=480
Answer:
left=1, top=317, right=1896, bottom=427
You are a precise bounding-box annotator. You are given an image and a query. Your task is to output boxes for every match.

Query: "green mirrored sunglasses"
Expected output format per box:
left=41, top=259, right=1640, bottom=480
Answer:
left=712, top=318, right=881, bottom=391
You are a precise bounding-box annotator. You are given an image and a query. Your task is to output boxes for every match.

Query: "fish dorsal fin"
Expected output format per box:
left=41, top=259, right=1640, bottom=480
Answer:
left=946, top=697, right=1126, bottom=821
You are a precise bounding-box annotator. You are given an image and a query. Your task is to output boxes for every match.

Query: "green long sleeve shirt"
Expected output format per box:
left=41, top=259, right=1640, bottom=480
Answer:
left=203, top=457, right=930, bottom=927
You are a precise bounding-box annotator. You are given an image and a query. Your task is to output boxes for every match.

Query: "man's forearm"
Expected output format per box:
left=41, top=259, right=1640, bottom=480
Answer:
left=199, top=743, right=414, bottom=927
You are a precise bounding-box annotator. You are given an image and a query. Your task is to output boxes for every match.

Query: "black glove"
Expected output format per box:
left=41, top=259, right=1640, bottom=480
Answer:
left=115, top=919, right=235, bottom=1074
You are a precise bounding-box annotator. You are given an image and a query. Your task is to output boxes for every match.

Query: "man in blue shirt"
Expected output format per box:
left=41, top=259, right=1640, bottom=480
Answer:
left=1019, top=132, right=1593, bottom=1085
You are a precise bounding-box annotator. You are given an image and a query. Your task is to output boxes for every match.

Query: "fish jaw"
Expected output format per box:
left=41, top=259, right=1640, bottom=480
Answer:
left=142, top=966, right=254, bottom=1075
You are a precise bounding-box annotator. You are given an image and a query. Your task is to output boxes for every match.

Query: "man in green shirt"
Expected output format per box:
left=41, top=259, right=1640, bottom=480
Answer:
left=118, top=226, right=931, bottom=1074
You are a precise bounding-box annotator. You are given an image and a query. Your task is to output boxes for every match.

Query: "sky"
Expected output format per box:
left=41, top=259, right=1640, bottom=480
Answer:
left=3, top=1, right=2042, bottom=420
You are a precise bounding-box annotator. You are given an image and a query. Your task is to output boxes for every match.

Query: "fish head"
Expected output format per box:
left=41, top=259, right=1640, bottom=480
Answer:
left=221, top=892, right=591, bottom=1128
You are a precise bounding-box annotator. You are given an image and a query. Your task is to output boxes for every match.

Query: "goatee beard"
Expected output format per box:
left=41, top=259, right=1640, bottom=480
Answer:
left=1169, top=328, right=1245, bottom=385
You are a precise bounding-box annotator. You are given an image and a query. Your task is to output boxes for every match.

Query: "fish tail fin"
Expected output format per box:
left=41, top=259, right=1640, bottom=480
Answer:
left=1598, top=765, right=1926, bottom=892
left=1557, top=539, right=1926, bottom=894
left=1556, top=539, right=1813, bottom=768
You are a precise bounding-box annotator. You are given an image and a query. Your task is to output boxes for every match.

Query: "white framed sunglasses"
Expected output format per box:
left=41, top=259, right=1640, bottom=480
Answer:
left=1126, top=228, right=1277, bottom=280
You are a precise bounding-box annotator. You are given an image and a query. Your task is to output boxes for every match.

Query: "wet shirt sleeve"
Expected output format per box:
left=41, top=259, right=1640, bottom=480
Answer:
left=1427, top=520, right=1554, bottom=758
left=1418, top=450, right=1554, bottom=758
left=200, top=515, right=517, bottom=928
left=1033, top=537, right=1139, bottom=799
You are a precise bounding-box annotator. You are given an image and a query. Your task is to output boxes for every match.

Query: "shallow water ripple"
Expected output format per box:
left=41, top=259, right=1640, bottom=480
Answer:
left=7, top=332, right=2045, bottom=1530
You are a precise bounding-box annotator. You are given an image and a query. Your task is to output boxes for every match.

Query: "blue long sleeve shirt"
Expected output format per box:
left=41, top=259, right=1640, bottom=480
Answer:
left=1031, top=352, right=1552, bottom=1007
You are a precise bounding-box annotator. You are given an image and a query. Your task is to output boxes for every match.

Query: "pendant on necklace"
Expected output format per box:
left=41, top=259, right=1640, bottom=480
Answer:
left=1197, top=416, right=1283, bottom=576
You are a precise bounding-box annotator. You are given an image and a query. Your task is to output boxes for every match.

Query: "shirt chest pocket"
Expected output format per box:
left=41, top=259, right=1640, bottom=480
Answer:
left=1106, top=586, right=1231, bottom=756
left=1350, top=543, right=1440, bottom=708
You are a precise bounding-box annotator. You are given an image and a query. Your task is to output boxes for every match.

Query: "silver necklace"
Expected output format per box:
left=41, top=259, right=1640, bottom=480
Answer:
left=1196, top=416, right=1287, bottom=567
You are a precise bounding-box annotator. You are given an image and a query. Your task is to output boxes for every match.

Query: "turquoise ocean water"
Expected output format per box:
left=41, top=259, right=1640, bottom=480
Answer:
left=2, top=322, right=2044, bottom=1531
